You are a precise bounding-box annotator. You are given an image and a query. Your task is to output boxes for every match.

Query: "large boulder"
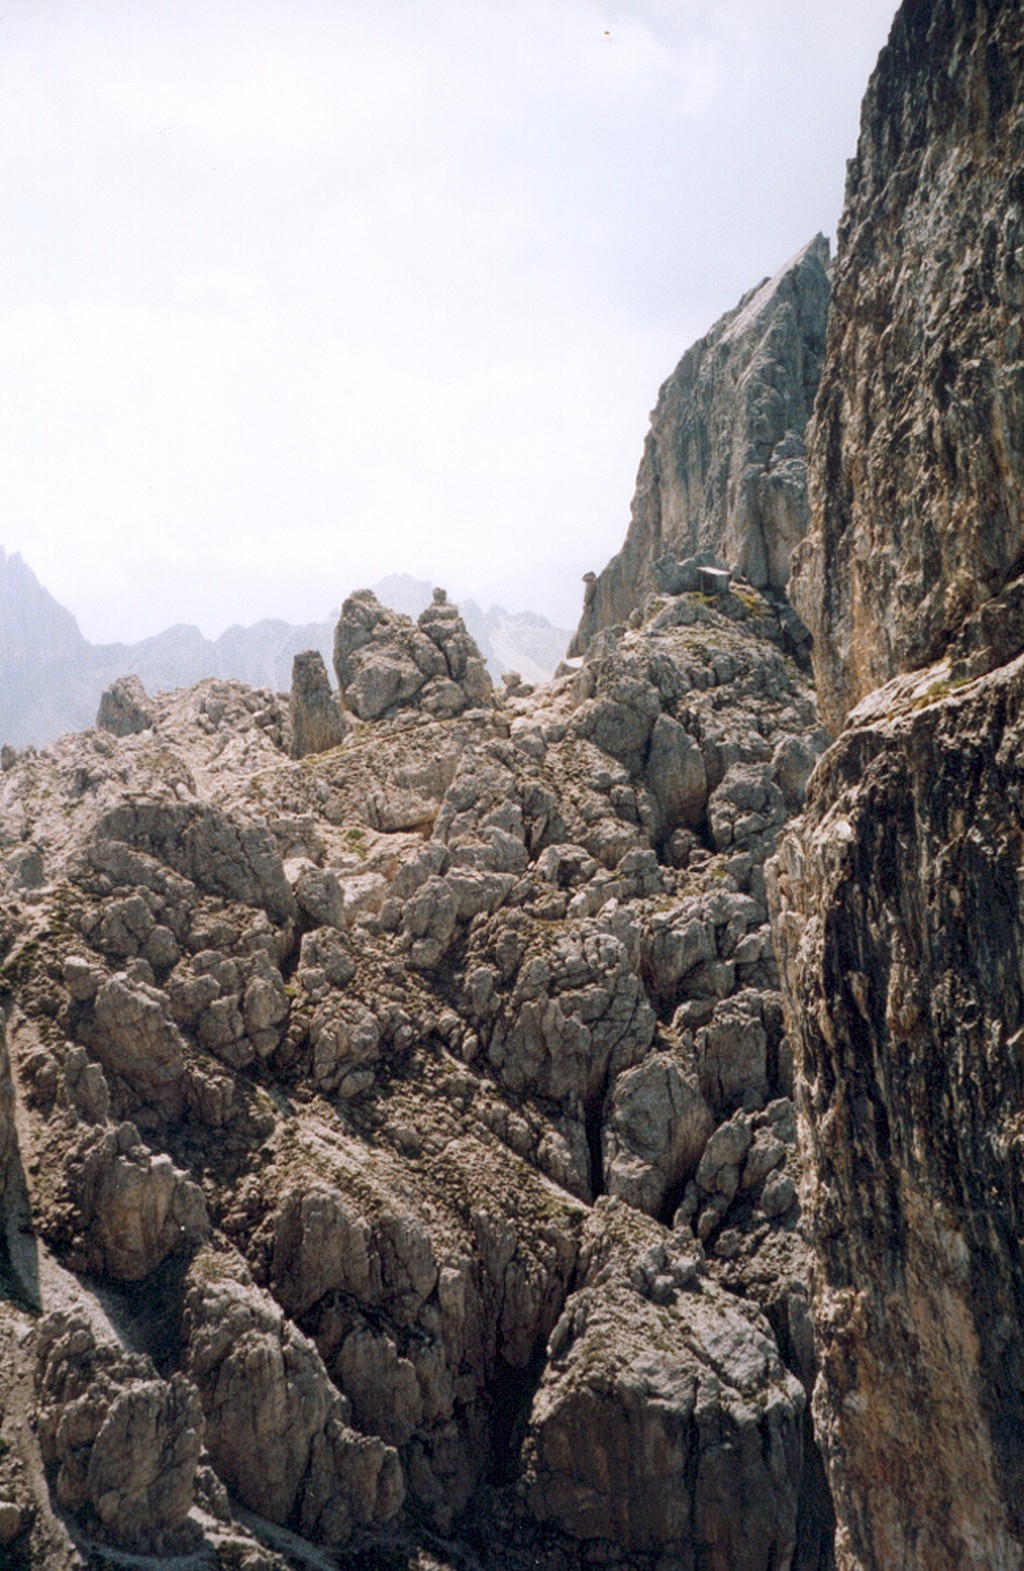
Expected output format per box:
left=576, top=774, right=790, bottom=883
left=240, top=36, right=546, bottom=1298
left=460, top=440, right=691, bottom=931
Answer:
left=182, top=1249, right=404, bottom=1544
left=289, top=649, right=347, bottom=758
left=523, top=1199, right=804, bottom=1566
left=333, top=588, right=493, bottom=720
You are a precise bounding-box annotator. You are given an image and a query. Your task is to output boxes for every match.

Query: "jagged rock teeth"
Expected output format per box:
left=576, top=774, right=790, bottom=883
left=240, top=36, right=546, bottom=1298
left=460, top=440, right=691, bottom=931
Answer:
left=0, top=562, right=823, bottom=1564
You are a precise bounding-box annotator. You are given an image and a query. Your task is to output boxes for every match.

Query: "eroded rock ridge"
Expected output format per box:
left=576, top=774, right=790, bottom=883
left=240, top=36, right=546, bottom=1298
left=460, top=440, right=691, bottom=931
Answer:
left=0, top=578, right=829, bottom=1568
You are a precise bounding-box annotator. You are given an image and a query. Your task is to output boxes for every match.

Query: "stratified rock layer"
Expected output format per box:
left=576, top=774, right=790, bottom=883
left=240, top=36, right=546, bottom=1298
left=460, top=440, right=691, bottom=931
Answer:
left=790, top=0, right=1024, bottom=731
left=571, top=236, right=830, bottom=653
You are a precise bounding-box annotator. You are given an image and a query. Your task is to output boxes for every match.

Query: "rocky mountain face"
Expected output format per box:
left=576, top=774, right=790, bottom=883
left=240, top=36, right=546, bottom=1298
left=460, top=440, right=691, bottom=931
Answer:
left=571, top=237, right=831, bottom=655
left=0, top=565, right=832, bottom=1567
left=0, top=560, right=570, bottom=749
left=0, top=551, right=97, bottom=750
left=770, top=2, right=1024, bottom=1568
left=7, top=2, right=1024, bottom=1564
left=790, top=0, right=1024, bottom=732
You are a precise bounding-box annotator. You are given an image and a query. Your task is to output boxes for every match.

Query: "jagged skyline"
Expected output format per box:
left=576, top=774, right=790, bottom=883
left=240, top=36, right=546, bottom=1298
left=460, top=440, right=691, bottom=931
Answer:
left=1, top=0, right=897, bottom=643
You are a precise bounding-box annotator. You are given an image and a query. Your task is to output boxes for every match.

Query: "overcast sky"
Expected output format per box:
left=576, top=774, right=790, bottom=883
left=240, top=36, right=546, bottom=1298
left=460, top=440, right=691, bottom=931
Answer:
left=1, top=0, right=897, bottom=642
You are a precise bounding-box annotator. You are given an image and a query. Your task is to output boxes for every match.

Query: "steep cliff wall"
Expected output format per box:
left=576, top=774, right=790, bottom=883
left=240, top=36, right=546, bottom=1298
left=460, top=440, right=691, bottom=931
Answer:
left=791, top=0, right=1024, bottom=732
left=772, top=3, right=1024, bottom=1568
left=571, top=237, right=830, bottom=654
left=771, top=661, right=1024, bottom=1571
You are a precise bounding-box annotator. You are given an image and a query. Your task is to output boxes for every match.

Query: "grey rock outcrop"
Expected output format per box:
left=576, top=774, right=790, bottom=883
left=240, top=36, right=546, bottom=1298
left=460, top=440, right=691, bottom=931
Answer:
left=289, top=649, right=347, bottom=758
left=571, top=237, right=830, bottom=653
left=182, top=1249, right=404, bottom=1543
left=96, top=674, right=156, bottom=737
left=790, top=0, right=1024, bottom=732
left=771, top=659, right=1024, bottom=1571
left=0, top=566, right=825, bottom=1566
left=523, top=1198, right=805, bottom=1565
left=0, top=555, right=569, bottom=750
left=34, top=1311, right=203, bottom=1552
left=333, top=588, right=494, bottom=720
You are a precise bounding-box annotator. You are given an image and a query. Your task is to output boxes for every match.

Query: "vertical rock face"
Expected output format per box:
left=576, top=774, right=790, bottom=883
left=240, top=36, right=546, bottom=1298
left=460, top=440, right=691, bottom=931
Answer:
left=771, top=662, right=1024, bottom=1571
left=289, top=650, right=348, bottom=759
left=790, top=0, right=1024, bottom=732
left=772, top=3, right=1024, bottom=1568
left=571, top=237, right=830, bottom=654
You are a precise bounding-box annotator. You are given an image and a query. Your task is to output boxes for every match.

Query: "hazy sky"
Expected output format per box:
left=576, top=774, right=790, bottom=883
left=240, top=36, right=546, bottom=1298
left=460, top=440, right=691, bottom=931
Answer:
left=1, top=0, right=897, bottom=642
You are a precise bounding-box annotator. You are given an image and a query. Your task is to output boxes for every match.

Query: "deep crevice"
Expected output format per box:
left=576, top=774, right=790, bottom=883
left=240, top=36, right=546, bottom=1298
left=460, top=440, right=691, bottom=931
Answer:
left=486, top=1339, right=549, bottom=1486
left=584, top=1092, right=606, bottom=1203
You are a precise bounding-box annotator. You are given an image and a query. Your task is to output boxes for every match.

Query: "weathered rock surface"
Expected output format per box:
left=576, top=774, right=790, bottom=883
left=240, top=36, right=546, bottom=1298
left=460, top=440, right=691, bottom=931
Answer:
left=334, top=587, right=494, bottom=720
left=771, top=659, right=1024, bottom=1571
left=524, top=1198, right=805, bottom=1566
left=0, top=554, right=571, bottom=750
left=288, top=648, right=347, bottom=758
left=34, top=1311, right=203, bottom=1552
left=790, top=0, right=1024, bottom=731
left=96, top=674, right=156, bottom=737
left=0, top=567, right=824, bottom=1566
left=183, top=1248, right=404, bottom=1543
left=571, top=236, right=830, bottom=653
left=765, top=6, right=1024, bottom=1570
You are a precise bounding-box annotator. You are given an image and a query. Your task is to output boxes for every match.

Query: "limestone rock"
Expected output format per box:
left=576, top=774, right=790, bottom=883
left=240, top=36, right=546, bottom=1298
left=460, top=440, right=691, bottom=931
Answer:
left=96, top=674, right=156, bottom=737
left=790, top=0, right=1024, bottom=730
left=572, top=236, right=830, bottom=652
left=289, top=649, right=347, bottom=758
left=66, top=1120, right=209, bottom=1280
left=333, top=588, right=493, bottom=720
left=770, top=657, right=1024, bottom=1571
left=182, top=1249, right=404, bottom=1543
left=602, top=1045, right=714, bottom=1218
left=0, top=545, right=823, bottom=1565
left=523, top=1198, right=804, bottom=1563
left=94, top=799, right=297, bottom=924
left=34, top=1311, right=203, bottom=1551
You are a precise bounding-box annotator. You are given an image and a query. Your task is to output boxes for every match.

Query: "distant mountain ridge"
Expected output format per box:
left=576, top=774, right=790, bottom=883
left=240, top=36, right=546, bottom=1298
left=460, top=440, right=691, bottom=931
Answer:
left=0, top=552, right=570, bottom=747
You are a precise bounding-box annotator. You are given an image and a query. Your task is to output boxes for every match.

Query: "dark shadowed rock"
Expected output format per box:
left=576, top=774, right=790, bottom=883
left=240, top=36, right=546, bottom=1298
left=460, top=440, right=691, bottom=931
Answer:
left=289, top=649, right=348, bottom=759
left=790, top=0, right=1024, bottom=731
left=771, top=660, right=1024, bottom=1571
left=770, top=6, right=1024, bottom=1566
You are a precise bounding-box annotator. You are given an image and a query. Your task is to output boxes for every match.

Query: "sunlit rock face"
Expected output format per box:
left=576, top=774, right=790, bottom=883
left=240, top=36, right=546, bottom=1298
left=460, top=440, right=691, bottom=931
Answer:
left=0, top=566, right=829, bottom=1566
left=571, top=235, right=830, bottom=655
left=791, top=0, right=1024, bottom=734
